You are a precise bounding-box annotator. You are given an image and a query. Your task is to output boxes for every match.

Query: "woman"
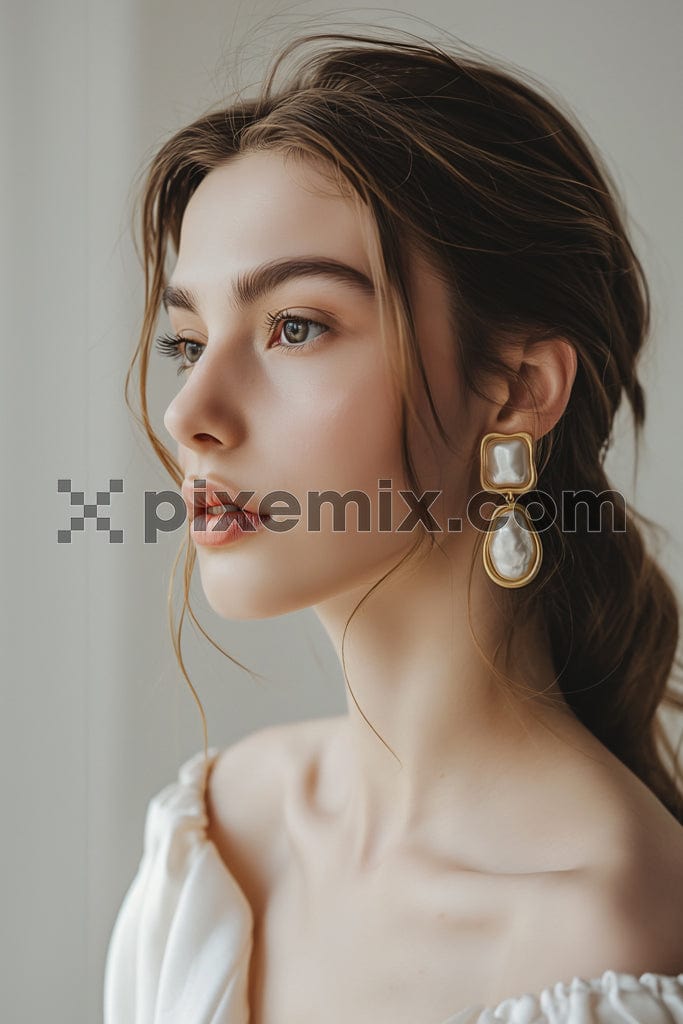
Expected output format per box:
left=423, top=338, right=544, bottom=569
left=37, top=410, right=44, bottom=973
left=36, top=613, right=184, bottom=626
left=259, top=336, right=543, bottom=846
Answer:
left=104, top=30, right=683, bottom=1023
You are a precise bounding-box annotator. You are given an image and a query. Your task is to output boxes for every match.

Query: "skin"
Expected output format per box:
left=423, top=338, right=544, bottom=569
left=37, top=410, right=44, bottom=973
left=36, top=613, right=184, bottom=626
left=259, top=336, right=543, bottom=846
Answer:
left=162, top=149, right=683, bottom=1021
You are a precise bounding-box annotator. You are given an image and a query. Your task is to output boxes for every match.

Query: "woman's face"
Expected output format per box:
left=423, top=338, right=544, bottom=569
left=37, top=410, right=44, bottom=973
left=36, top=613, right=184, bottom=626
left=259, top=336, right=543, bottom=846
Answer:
left=162, top=149, right=474, bottom=620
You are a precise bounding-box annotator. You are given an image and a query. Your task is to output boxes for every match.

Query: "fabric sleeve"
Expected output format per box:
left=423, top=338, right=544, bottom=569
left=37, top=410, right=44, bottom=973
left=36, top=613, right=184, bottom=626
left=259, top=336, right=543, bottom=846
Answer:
left=102, top=749, right=254, bottom=1024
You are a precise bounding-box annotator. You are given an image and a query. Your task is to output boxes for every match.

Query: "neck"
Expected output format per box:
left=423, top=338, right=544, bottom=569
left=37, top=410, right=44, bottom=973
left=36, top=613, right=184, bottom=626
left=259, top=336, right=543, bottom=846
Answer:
left=311, top=536, right=584, bottom=873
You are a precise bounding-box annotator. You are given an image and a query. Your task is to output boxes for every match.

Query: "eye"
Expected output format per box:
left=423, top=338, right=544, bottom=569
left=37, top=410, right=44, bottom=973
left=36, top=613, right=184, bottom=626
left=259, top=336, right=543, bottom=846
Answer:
left=154, top=310, right=333, bottom=374
left=154, top=333, right=205, bottom=374
left=264, top=310, right=331, bottom=354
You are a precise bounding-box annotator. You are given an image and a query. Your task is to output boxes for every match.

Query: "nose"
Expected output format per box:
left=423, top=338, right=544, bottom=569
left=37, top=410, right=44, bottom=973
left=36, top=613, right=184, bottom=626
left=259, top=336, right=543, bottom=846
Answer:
left=162, top=349, right=246, bottom=453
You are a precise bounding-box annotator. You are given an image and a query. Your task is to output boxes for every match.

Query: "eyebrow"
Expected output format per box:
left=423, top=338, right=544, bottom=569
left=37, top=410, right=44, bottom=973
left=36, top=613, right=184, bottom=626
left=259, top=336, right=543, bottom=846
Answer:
left=162, top=256, right=376, bottom=315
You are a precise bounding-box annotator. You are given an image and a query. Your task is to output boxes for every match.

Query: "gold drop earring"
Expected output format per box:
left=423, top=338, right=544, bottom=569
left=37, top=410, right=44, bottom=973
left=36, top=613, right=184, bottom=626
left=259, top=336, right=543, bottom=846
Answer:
left=479, top=431, right=542, bottom=589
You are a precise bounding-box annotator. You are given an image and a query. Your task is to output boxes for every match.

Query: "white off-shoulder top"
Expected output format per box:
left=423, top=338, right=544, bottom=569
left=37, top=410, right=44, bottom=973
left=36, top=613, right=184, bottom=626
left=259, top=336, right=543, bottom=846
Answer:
left=103, top=747, right=683, bottom=1023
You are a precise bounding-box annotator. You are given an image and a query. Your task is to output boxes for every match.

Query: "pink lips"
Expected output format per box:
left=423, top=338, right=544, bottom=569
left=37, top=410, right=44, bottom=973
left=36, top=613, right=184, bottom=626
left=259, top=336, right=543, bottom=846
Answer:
left=181, top=476, right=271, bottom=547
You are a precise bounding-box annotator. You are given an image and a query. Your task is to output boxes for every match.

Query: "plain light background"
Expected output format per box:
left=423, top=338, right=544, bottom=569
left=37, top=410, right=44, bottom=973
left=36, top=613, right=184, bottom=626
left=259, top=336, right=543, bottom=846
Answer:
left=1, top=1, right=682, bottom=1020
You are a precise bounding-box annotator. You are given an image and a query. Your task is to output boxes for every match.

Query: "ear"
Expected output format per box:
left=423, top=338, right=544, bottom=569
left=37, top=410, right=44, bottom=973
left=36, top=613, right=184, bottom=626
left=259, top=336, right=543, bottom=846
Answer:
left=488, top=336, right=578, bottom=439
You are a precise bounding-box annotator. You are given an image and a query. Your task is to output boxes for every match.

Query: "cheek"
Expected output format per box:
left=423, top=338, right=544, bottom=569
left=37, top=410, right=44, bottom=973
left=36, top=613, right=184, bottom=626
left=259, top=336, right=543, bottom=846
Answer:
left=193, top=353, right=417, bottom=621
left=285, top=352, right=404, bottom=501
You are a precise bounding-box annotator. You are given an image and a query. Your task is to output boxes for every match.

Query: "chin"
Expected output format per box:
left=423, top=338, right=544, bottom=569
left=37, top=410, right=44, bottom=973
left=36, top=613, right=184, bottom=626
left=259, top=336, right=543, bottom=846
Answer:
left=198, top=573, right=292, bottom=621
left=195, top=547, right=386, bottom=621
left=195, top=556, right=318, bottom=621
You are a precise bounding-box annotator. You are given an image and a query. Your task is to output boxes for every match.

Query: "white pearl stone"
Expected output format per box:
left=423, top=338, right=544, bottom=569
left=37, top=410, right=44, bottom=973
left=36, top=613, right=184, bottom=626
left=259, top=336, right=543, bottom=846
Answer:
left=486, top=438, right=530, bottom=488
left=489, top=507, right=537, bottom=580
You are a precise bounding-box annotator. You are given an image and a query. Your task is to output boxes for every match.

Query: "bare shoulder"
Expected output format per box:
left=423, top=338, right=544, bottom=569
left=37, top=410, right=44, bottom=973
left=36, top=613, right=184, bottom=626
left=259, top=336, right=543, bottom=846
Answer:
left=511, top=771, right=683, bottom=982
left=592, top=791, right=683, bottom=973
left=205, top=716, right=342, bottom=907
left=208, top=714, right=341, bottom=797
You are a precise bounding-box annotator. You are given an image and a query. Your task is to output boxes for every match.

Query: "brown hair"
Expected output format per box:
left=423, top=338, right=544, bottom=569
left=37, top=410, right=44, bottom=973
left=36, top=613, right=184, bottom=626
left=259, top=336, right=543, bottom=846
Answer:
left=125, top=29, right=683, bottom=822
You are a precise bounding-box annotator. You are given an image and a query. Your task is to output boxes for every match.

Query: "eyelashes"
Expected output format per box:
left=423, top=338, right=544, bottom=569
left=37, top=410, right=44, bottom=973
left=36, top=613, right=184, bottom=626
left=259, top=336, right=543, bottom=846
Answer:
left=154, top=309, right=332, bottom=375
left=262, top=310, right=329, bottom=352
left=154, top=334, right=204, bottom=375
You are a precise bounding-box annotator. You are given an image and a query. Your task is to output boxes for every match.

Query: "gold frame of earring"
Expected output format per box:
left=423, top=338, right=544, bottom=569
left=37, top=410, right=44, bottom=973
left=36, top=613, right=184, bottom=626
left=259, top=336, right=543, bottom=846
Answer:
left=479, top=431, right=542, bottom=589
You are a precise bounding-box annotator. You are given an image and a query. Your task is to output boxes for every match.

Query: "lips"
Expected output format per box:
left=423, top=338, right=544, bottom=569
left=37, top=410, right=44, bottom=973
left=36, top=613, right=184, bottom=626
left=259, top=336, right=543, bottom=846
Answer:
left=181, top=476, right=270, bottom=522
